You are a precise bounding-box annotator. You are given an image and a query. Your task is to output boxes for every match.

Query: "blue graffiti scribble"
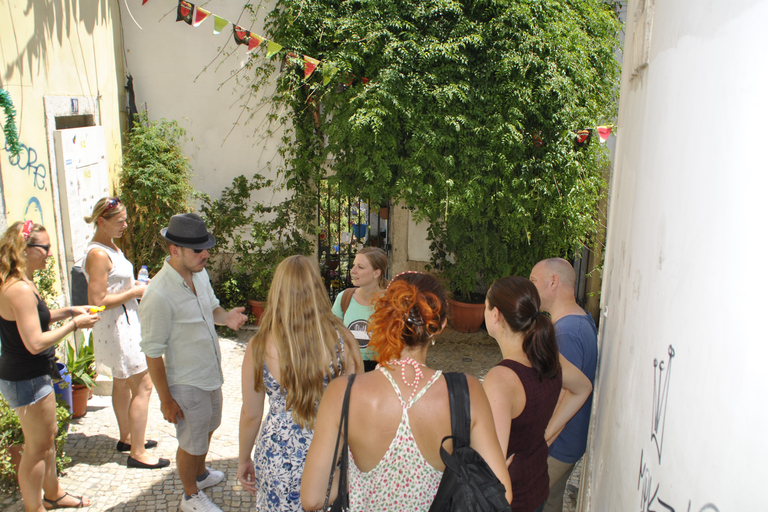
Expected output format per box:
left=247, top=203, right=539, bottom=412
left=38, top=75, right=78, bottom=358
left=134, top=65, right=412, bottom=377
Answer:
left=5, top=141, right=47, bottom=191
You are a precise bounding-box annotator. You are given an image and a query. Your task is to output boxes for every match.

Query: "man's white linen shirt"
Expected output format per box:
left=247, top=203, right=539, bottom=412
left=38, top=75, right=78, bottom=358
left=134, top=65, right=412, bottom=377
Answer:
left=139, top=258, right=223, bottom=391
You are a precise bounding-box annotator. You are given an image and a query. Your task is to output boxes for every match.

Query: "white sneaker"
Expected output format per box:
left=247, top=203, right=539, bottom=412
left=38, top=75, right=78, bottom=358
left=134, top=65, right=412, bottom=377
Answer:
left=179, top=490, right=223, bottom=512
left=197, top=467, right=226, bottom=490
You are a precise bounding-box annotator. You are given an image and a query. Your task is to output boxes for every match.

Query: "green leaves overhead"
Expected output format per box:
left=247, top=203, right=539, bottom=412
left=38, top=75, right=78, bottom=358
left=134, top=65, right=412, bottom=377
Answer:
left=251, top=0, right=621, bottom=299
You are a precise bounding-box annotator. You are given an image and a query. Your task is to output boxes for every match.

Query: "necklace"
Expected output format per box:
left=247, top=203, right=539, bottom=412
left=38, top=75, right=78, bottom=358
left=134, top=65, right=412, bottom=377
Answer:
left=383, top=358, right=425, bottom=402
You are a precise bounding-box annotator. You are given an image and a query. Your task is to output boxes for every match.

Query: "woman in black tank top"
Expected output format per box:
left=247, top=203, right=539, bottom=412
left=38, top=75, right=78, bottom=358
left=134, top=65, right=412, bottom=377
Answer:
left=0, top=221, right=100, bottom=510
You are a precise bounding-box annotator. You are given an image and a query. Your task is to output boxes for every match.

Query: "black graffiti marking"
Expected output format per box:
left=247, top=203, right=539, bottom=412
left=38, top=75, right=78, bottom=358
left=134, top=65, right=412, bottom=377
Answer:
left=698, top=505, right=719, bottom=512
left=5, top=141, right=47, bottom=191
left=656, top=497, right=676, bottom=511
left=651, top=345, right=675, bottom=463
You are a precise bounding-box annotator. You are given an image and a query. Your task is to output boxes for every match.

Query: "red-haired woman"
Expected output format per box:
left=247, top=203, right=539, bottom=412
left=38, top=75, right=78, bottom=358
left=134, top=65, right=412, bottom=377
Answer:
left=301, top=272, right=512, bottom=511
left=0, top=221, right=100, bottom=511
left=482, top=276, right=592, bottom=512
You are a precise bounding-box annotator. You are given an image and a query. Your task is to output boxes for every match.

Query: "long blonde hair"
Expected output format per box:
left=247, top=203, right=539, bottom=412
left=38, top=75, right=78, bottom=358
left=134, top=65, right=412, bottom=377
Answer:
left=251, top=255, right=348, bottom=429
left=0, top=221, right=46, bottom=287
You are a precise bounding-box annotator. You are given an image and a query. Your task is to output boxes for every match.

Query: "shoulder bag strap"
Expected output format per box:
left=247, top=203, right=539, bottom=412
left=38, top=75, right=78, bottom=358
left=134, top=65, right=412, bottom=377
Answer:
left=341, top=288, right=356, bottom=316
left=444, top=372, right=471, bottom=448
left=322, top=374, right=356, bottom=510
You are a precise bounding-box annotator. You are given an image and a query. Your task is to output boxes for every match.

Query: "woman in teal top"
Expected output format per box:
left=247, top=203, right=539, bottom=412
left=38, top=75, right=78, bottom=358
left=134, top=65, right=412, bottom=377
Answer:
left=332, top=247, right=388, bottom=372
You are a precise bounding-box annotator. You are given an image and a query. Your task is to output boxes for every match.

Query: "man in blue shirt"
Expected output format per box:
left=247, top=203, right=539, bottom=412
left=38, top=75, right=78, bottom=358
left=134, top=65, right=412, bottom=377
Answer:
left=530, top=258, right=598, bottom=512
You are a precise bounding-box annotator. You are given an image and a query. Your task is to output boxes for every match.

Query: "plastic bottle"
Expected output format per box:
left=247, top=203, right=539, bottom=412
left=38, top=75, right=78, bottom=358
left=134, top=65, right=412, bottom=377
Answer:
left=137, top=265, right=150, bottom=284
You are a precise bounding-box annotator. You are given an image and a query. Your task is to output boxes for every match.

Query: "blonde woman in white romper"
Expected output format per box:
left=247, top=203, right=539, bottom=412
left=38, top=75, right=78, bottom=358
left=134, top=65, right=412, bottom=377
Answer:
left=84, top=197, right=169, bottom=469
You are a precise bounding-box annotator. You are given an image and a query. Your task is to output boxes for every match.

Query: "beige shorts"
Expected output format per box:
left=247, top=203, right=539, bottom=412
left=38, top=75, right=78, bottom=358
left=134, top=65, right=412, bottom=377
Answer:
left=169, top=385, right=223, bottom=456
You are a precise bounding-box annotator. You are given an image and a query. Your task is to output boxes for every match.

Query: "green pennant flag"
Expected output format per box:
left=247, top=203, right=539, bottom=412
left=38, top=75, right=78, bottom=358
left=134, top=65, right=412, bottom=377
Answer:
left=322, top=64, right=338, bottom=85
left=213, top=15, right=228, bottom=35
left=265, top=40, right=283, bottom=58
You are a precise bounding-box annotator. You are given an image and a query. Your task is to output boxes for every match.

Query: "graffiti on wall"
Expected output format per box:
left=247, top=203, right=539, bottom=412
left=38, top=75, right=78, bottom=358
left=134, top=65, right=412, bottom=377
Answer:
left=637, top=346, right=719, bottom=512
left=5, top=140, right=48, bottom=191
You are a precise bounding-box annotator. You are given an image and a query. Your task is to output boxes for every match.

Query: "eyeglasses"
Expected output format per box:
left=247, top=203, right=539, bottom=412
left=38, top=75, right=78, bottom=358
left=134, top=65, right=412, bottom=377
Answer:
left=193, top=249, right=204, bottom=254
left=27, top=243, right=51, bottom=252
left=102, top=198, right=122, bottom=216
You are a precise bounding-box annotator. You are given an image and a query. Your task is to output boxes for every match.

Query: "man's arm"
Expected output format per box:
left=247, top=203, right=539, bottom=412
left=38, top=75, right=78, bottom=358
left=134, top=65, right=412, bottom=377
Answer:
left=145, top=355, right=184, bottom=424
left=213, top=306, right=248, bottom=330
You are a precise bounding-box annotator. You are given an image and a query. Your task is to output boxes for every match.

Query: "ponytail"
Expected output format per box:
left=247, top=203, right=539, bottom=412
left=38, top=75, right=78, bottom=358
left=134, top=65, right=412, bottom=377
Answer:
left=487, top=276, right=560, bottom=380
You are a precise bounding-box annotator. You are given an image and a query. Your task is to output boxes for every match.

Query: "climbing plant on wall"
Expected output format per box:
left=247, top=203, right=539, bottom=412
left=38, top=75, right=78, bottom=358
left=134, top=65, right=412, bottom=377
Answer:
left=242, top=0, right=622, bottom=299
left=0, top=89, right=21, bottom=157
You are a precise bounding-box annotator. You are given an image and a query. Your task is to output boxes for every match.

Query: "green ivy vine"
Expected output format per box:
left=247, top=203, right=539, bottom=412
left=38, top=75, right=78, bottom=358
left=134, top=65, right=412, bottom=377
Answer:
left=0, top=88, right=21, bottom=157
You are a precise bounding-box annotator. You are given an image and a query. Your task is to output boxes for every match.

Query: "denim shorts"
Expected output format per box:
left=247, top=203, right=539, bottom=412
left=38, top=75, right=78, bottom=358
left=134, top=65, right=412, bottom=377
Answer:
left=0, top=374, right=54, bottom=408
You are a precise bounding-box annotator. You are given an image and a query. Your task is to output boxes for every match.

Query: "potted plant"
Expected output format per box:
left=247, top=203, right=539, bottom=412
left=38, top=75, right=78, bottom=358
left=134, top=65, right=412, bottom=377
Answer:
left=200, top=176, right=312, bottom=327
left=0, top=396, right=71, bottom=484
left=65, top=333, right=97, bottom=418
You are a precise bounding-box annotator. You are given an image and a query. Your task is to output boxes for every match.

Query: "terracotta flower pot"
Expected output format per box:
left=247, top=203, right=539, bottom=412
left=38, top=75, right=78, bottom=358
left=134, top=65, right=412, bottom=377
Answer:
left=448, top=298, right=485, bottom=333
left=71, top=384, right=90, bottom=418
left=247, top=299, right=265, bottom=323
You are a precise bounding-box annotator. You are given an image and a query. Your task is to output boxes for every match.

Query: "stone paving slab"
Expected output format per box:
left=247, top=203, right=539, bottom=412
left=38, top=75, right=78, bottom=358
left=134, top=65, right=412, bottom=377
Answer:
left=1, top=325, right=579, bottom=511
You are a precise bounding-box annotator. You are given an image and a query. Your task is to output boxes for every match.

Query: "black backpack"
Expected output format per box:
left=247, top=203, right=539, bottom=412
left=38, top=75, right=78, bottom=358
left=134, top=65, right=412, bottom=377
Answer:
left=428, top=372, right=509, bottom=512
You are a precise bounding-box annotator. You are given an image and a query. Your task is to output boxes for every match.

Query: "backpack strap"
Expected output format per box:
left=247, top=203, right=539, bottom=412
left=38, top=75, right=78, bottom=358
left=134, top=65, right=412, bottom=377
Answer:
left=443, top=372, right=471, bottom=448
left=341, top=287, right=356, bottom=316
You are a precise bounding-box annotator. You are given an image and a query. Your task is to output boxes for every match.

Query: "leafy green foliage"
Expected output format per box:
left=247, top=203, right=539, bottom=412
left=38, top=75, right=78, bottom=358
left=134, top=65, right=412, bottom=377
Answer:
left=198, top=175, right=312, bottom=313
left=65, top=332, right=97, bottom=389
left=242, top=0, right=621, bottom=300
left=120, top=111, right=194, bottom=274
left=0, top=88, right=21, bottom=157
left=0, top=397, right=72, bottom=485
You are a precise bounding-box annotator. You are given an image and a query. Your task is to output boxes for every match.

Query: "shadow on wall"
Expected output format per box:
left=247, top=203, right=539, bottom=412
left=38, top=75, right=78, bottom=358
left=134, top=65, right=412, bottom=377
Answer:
left=3, top=0, right=114, bottom=82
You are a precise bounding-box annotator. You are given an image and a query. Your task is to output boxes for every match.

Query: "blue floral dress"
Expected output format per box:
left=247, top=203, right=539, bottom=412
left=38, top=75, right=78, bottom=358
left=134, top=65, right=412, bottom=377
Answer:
left=252, top=338, right=345, bottom=511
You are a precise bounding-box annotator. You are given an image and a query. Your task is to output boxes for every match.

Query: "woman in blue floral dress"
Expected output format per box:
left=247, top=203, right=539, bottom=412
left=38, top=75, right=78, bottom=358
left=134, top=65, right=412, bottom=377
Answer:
left=237, top=255, right=362, bottom=511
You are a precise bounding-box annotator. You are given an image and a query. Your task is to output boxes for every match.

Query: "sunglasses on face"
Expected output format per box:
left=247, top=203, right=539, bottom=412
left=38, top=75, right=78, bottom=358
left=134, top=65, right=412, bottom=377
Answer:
left=27, top=243, right=51, bottom=252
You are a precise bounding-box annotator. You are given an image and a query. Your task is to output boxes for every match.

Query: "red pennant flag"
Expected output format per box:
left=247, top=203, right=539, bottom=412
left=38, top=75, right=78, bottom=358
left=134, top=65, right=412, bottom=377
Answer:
left=176, top=0, right=193, bottom=25
left=248, top=33, right=265, bottom=53
left=192, top=7, right=211, bottom=27
left=233, top=25, right=250, bottom=46
left=361, top=77, right=369, bottom=85
left=304, top=56, right=319, bottom=79
left=597, top=125, right=613, bottom=143
left=142, top=0, right=149, bottom=4
left=575, top=129, right=592, bottom=149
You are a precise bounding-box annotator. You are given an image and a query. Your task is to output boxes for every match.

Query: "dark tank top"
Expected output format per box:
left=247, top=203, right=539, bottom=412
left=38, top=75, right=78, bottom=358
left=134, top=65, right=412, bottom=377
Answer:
left=0, top=293, right=56, bottom=381
left=497, top=359, right=563, bottom=512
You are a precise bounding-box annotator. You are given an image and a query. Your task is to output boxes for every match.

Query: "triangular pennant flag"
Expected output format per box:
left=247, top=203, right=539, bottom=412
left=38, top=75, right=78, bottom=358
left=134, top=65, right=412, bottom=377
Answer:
left=142, top=0, right=149, bottom=4
left=575, top=129, right=592, bottom=149
left=176, top=0, right=193, bottom=25
left=233, top=25, right=250, bottom=46
left=248, top=33, right=265, bottom=53
left=304, top=56, right=320, bottom=79
left=266, top=40, right=283, bottom=58
left=322, top=64, right=338, bottom=85
left=212, top=15, right=228, bottom=35
left=597, top=125, right=614, bottom=143
left=192, top=7, right=211, bottom=27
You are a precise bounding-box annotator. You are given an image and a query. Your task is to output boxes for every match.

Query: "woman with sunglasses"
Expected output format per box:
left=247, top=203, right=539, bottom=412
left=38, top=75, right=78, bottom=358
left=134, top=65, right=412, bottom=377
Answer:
left=83, top=198, right=169, bottom=469
left=0, top=221, right=101, bottom=510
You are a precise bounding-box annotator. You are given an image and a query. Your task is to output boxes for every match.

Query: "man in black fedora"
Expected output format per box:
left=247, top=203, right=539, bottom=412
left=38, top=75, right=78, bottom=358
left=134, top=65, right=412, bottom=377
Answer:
left=139, top=213, right=247, bottom=512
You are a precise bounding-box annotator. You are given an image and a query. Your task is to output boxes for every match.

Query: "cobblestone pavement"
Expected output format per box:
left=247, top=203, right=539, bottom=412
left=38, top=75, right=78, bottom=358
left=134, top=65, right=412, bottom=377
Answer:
left=1, top=325, right=579, bottom=511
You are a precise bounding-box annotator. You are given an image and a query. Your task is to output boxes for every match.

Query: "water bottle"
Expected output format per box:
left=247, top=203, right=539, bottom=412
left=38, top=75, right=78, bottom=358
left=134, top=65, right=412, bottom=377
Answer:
left=137, top=265, right=150, bottom=284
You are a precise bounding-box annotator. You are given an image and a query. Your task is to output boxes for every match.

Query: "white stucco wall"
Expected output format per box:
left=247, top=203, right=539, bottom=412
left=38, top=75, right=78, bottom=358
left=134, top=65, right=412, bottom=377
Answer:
left=585, top=1, right=768, bottom=510
left=119, top=0, right=286, bottom=205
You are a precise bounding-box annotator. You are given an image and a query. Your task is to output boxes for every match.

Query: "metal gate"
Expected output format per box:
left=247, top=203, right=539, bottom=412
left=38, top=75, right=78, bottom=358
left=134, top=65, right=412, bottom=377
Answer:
left=317, top=180, right=391, bottom=300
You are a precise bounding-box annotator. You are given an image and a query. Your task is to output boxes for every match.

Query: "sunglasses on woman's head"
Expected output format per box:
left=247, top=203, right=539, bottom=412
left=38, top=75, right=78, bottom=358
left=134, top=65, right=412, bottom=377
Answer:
left=103, top=197, right=122, bottom=213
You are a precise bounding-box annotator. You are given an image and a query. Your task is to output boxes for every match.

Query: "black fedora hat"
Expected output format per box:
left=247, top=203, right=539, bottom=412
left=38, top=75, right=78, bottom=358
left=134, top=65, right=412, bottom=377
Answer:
left=160, top=213, right=216, bottom=250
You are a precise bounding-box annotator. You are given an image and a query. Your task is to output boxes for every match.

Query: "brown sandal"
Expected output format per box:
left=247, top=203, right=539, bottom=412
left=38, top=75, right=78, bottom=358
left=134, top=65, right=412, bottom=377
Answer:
left=42, top=491, right=90, bottom=509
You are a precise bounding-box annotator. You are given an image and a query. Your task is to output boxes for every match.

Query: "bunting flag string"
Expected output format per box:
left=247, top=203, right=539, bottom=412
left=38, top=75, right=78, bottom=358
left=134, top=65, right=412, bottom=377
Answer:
left=169, top=0, right=339, bottom=85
